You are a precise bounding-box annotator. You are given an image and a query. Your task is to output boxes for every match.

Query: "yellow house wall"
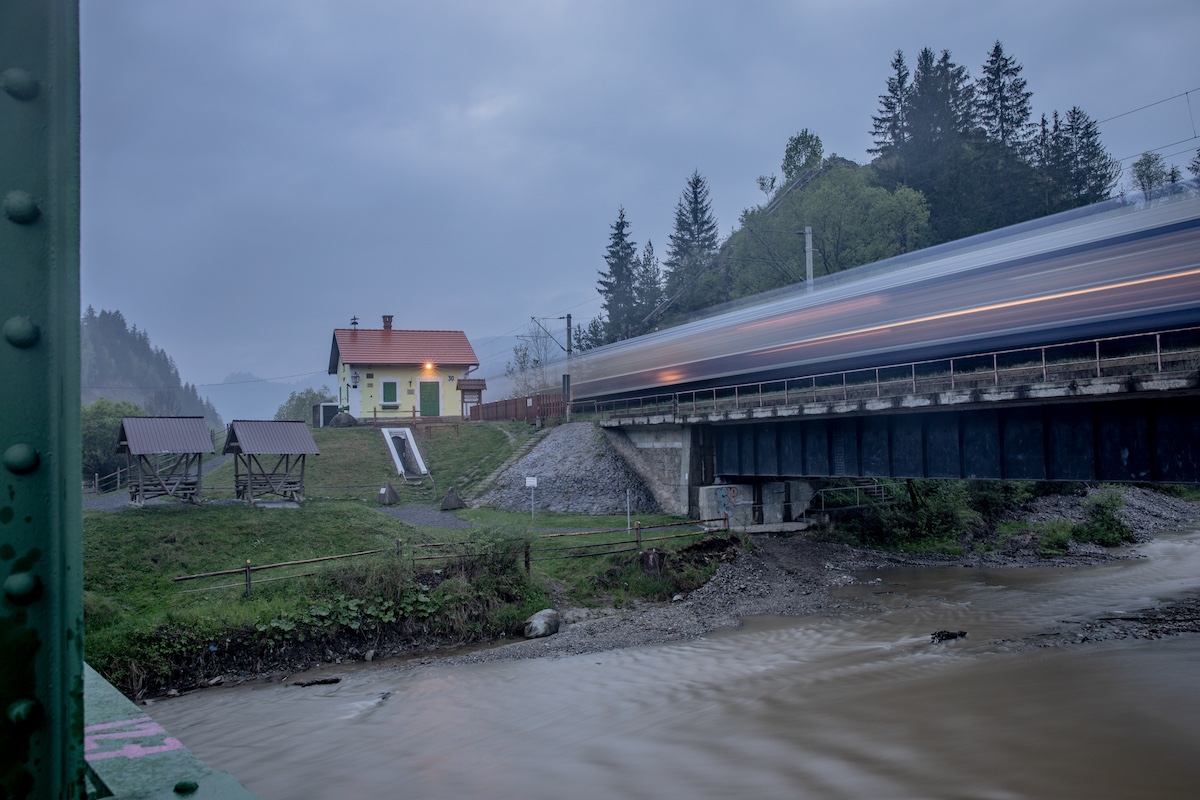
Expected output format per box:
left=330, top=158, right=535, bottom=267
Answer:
left=338, top=363, right=464, bottom=419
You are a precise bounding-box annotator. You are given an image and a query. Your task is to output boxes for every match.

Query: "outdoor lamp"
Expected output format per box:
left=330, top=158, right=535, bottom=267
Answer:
left=351, top=370, right=360, bottom=388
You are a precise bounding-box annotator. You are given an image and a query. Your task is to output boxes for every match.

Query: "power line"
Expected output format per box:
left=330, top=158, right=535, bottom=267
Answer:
left=1098, top=87, right=1200, bottom=125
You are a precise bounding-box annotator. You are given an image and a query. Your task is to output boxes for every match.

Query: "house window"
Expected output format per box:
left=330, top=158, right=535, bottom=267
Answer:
left=381, top=381, right=399, bottom=409
left=366, top=373, right=374, bottom=379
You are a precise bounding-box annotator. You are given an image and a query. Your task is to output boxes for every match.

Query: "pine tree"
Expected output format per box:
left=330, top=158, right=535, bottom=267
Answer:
left=975, top=41, right=1032, bottom=151
left=906, top=48, right=975, bottom=162
left=663, top=171, right=720, bottom=318
left=1058, top=107, right=1120, bottom=206
left=1188, top=148, right=1200, bottom=182
left=597, top=206, right=639, bottom=343
left=870, top=49, right=911, bottom=156
left=632, top=240, right=663, bottom=330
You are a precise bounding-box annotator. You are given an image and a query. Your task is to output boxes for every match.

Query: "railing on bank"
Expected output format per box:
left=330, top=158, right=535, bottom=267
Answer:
left=572, top=327, right=1200, bottom=420
left=172, top=517, right=731, bottom=595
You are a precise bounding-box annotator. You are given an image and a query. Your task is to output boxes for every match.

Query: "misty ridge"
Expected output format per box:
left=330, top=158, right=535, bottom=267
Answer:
left=82, top=307, right=328, bottom=425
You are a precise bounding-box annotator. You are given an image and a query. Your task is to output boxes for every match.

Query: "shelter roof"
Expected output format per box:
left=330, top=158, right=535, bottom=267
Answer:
left=116, top=417, right=215, bottom=455
left=457, top=378, right=487, bottom=391
left=328, top=328, right=479, bottom=374
left=223, top=420, right=319, bottom=456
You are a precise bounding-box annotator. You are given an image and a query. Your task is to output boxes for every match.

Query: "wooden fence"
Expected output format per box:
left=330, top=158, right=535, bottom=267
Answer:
left=172, top=517, right=731, bottom=594
left=470, top=392, right=567, bottom=423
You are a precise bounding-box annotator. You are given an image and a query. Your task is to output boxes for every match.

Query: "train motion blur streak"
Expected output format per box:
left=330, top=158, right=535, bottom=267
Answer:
left=570, top=189, right=1200, bottom=400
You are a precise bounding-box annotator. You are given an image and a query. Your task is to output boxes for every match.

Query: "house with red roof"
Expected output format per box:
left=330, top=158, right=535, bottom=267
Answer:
left=328, top=315, right=484, bottom=420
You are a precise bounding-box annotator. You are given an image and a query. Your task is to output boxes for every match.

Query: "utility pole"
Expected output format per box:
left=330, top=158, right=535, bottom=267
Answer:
left=805, top=226, right=814, bottom=293
left=564, top=313, right=571, bottom=421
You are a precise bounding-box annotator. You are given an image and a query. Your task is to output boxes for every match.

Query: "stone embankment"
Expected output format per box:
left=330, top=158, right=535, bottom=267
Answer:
left=475, top=422, right=657, bottom=516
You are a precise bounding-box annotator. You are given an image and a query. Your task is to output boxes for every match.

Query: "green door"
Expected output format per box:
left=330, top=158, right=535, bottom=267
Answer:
left=419, top=381, right=440, bottom=417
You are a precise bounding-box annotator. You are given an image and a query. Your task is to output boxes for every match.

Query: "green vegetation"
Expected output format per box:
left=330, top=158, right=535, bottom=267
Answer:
left=825, top=480, right=1133, bottom=557
left=84, top=421, right=713, bottom=699
left=274, top=386, right=335, bottom=421
left=82, top=397, right=145, bottom=478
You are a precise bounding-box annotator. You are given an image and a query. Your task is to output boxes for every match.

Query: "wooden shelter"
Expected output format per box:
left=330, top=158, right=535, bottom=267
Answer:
left=457, top=378, right=487, bottom=418
left=115, top=416, right=215, bottom=506
left=223, top=420, right=319, bottom=504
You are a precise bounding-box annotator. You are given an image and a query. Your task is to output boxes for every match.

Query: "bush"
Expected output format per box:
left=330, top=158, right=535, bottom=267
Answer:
left=1075, top=489, right=1134, bottom=546
left=1036, top=520, right=1074, bottom=555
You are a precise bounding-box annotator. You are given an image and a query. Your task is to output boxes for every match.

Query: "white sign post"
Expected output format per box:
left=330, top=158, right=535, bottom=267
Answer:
left=526, top=476, right=537, bottom=521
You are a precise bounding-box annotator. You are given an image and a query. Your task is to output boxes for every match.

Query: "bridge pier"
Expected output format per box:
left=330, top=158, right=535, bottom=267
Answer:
left=697, top=481, right=816, bottom=531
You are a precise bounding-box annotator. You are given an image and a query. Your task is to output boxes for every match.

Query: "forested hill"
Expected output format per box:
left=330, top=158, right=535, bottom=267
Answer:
left=81, top=307, right=223, bottom=429
left=566, top=41, right=1194, bottom=355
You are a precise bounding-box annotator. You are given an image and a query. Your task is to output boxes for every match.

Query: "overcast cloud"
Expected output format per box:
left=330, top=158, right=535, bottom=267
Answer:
left=79, top=0, right=1200, bottom=417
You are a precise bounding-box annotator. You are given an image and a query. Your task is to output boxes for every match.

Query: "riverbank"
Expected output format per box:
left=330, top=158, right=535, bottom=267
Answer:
left=192, top=485, right=1198, bottom=688
left=418, top=486, right=1200, bottom=670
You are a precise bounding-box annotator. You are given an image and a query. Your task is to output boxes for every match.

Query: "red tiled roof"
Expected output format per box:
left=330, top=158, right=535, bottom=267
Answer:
left=329, top=329, right=479, bottom=373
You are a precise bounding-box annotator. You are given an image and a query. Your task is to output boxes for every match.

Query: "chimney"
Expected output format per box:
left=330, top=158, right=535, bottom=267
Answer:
left=382, top=315, right=393, bottom=330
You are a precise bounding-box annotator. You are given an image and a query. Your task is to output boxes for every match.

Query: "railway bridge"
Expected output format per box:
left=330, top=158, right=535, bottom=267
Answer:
left=593, top=331, right=1200, bottom=523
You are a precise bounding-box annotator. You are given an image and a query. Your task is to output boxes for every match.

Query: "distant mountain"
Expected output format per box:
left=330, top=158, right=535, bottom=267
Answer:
left=81, top=307, right=223, bottom=428
left=203, top=372, right=334, bottom=423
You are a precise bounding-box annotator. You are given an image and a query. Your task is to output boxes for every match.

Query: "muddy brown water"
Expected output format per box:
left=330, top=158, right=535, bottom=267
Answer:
left=151, top=530, right=1200, bottom=799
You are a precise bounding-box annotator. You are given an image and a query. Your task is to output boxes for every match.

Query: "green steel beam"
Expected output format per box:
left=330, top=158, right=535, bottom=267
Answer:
left=1, top=2, right=85, bottom=798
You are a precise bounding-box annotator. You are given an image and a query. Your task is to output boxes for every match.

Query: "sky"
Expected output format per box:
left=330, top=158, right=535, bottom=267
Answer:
left=78, top=0, right=1200, bottom=418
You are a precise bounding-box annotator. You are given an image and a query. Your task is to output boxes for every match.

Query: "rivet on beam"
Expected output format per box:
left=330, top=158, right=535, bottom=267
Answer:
left=3, top=443, right=40, bottom=475
left=3, top=190, right=41, bottom=225
left=3, top=317, right=41, bottom=348
left=4, top=571, right=42, bottom=605
left=0, top=68, right=40, bottom=101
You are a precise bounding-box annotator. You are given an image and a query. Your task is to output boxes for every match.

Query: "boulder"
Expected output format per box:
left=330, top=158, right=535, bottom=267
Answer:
left=440, top=486, right=466, bottom=510
left=523, top=609, right=561, bottom=639
left=329, top=412, right=358, bottom=428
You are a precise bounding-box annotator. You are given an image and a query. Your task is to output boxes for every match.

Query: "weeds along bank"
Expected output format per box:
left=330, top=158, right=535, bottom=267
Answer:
left=83, top=500, right=724, bottom=699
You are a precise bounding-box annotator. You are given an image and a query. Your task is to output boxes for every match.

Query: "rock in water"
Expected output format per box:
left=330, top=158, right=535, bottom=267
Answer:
left=440, top=486, right=466, bottom=510
left=524, top=609, right=562, bottom=639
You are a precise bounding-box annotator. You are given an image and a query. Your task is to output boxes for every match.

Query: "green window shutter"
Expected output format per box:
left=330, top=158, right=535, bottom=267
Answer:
left=383, top=382, right=397, bottom=403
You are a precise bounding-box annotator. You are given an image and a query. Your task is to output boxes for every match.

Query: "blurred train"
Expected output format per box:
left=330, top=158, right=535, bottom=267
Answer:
left=568, top=187, right=1200, bottom=401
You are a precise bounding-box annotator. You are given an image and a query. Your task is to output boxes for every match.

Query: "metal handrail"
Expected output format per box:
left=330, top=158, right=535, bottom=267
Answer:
left=576, top=326, right=1200, bottom=419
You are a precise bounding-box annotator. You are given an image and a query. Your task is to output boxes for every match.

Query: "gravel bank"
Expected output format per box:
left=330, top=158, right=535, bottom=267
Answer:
left=475, top=422, right=658, bottom=515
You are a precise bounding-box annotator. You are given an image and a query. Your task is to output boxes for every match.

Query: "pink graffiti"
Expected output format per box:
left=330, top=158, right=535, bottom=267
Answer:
left=84, top=716, right=185, bottom=761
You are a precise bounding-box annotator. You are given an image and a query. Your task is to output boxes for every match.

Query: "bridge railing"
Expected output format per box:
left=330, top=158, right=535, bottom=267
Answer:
left=574, top=327, right=1200, bottom=419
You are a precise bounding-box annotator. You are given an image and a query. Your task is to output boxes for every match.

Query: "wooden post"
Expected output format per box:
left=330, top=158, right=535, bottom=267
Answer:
left=635, top=521, right=642, bottom=549
left=524, top=541, right=531, bottom=575
left=395, top=538, right=403, bottom=557
left=244, top=559, right=252, bottom=597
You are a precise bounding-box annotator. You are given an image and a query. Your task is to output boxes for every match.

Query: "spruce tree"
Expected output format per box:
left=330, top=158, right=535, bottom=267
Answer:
left=975, top=41, right=1032, bottom=151
left=870, top=49, right=911, bottom=157
left=597, top=206, right=639, bottom=343
left=633, top=240, right=664, bottom=330
left=1058, top=107, right=1121, bottom=206
left=663, top=171, right=720, bottom=318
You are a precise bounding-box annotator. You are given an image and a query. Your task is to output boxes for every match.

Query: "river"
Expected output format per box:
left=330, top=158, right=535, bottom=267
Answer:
left=150, top=530, right=1200, bottom=799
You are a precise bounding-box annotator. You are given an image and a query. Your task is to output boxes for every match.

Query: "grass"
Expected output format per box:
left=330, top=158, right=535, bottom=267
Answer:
left=198, top=421, right=537, bottom=503
left=84, top=420, right=713, bottom=698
